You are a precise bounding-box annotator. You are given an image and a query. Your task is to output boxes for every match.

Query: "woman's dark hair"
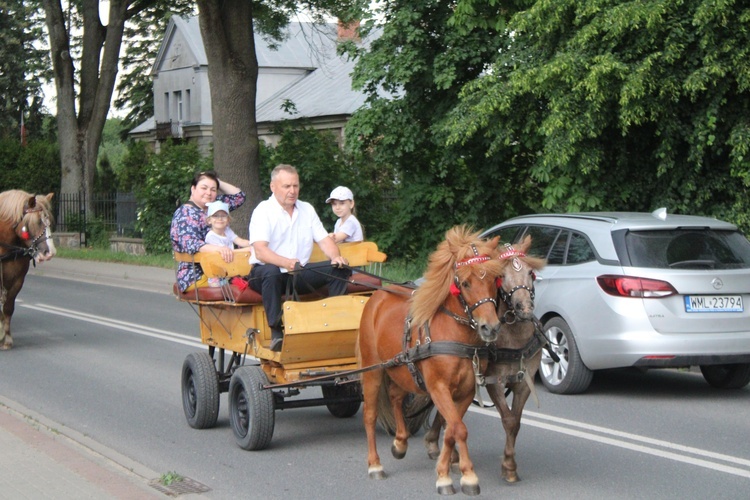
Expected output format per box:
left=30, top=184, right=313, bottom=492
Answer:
left=192, top=170, right=219, bottom=188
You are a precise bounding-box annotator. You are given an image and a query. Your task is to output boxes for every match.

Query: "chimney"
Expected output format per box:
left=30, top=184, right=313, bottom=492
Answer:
left=337, top=19, right=360, bottom=42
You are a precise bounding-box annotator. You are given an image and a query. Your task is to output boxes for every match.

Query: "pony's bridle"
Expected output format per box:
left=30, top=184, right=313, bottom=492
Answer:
left=446, top=244, right=498, bottom=330
left=497, top=245, right=535, bottom=321
left=8, top=206, right=52, bottom=261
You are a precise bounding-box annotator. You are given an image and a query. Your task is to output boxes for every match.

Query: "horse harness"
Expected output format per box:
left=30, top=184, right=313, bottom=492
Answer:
left=442, top=243, right=499, bottom=328
left=262, top=245, right=503, bottom=392
left=393, top=244, right=502, bottom=392
left=1, top=205, right=52, bottom=264
left=0, top=205, right=52, bottom=308
left=496, top=244, right=537, bottom=325
left=394, top=243, right=558, bottom=397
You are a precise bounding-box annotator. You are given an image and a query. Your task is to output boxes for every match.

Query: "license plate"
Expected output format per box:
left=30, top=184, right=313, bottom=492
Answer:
left=684, top=295, right=744, bottom=312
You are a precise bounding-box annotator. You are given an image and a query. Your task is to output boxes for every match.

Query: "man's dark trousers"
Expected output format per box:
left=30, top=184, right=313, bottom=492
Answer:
left=249, top=262, right=351, bottom=332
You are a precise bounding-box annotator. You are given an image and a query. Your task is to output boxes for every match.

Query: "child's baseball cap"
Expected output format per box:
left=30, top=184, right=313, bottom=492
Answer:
left=326, top=186, right=354, bottom=203
left=206, top=200, right=230, bottom=217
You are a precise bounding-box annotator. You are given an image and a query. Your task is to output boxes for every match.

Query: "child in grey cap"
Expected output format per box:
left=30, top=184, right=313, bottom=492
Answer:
left=204, top=201, right=251, bottom=286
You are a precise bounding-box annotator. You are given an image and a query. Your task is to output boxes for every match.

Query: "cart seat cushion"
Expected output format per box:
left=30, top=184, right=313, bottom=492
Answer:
left=173, top=272, right=380, bottom=303
left=234, top=286, right=263, bottom=304
left=173, top=283, right=263, bottom=304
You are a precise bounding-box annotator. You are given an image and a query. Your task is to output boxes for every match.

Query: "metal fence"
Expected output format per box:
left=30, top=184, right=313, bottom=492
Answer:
left=55, top=192, right=141, bottom=237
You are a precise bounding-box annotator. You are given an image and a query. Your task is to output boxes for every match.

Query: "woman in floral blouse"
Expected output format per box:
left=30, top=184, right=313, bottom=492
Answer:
left=171, top=170, right=246, bottom=291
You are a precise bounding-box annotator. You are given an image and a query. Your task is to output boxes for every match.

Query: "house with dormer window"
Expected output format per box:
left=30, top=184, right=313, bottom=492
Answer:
left=129, top=15, right=372, bottom=151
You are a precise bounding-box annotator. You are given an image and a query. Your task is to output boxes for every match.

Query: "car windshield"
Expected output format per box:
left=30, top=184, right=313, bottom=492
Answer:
left=625, top=229, right=750, bottom=269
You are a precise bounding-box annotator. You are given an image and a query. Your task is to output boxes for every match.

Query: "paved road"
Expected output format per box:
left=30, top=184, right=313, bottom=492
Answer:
left=3, top=258, right=749, bottom=499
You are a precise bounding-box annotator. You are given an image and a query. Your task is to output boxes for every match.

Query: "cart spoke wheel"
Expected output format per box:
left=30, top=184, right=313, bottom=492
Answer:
left=229, top=366, right=275, bottom=450
left=181, top=352, right=220, bottom=429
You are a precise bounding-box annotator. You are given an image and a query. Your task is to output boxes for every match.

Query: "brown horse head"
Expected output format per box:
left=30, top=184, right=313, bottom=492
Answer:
left=496, top=235, right=546, bottom=322
left=0, top=190, right=56, bottom=263
left=411, top=225, right=505, bottom=343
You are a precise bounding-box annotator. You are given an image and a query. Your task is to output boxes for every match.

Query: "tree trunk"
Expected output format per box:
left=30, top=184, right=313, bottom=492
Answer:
left=197, top=0, right=263, bottom=238
left=43, top=0, right=127, bottom=220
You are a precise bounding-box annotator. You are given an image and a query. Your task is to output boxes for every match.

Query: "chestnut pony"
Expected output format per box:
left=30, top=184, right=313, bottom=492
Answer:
left=0, top=190, right=56, bottom=350
left=424, top=236, right=547, bottom=484
left=358, top=226, right=504, bottom=495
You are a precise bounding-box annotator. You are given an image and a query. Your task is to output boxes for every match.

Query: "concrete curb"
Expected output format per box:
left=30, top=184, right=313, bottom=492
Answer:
left=28, top=258, right=176, bottom=295
left=0, top=395, right=162, bottom=483
left=0, top=395, right=163, bottom=499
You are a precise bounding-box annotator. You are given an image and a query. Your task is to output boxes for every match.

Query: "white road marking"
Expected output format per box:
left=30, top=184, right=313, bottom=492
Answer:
left=469, top=405, right=750, bottom=479
left=20, top=302, right=204, bottom=348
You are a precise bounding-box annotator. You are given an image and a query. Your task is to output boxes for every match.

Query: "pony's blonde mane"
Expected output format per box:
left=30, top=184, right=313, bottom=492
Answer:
left=410, top=225, right=505, bottom=326
left=0, top=190, right=53, bottom=225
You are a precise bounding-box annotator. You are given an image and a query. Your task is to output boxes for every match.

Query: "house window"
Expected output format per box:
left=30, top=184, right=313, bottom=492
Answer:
left=175, top=91, right=183, bottom=122
left=185, top=89, right=191, bottom=122
left=164, top=93, right=169, bottom=120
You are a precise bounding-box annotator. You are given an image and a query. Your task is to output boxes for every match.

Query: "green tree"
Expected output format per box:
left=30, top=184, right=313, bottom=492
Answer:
left=344, top=0, right=531, bottom=258
left=41, top=0, right=197, bottom=218
left=447, top=0, right=750, bottom=232
left=0, top=138, right=60, bottom=194
left=97, top=118, right=127, bottom=190
left=194, top=0, right=367, bottom=237
left=117, top=139, right=151, bottom=193
left=0, top=0, right=50, bottom=140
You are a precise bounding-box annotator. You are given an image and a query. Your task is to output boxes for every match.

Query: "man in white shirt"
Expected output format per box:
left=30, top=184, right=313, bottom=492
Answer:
left=249, top=164, right=351, bottom=351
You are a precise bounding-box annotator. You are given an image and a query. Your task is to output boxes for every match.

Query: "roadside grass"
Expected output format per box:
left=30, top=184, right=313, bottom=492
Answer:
left=56, top=247, right=175, bottom=269
left=56, top=247, right=425, bottom=282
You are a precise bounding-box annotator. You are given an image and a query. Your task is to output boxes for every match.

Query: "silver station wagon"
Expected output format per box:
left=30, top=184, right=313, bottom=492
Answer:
left=482, top=210, right=750, bottom=394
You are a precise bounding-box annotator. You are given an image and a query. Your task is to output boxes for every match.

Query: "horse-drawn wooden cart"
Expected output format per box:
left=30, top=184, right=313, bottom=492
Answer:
left=173, top=242, right=387, bottom=450
left=175, top=228, right=551, bottom=494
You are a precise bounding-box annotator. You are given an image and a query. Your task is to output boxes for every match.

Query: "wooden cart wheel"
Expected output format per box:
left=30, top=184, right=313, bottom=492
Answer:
left=322, top=383, right=361, bottom=418
left=229, top=366, right=275, bottom=450
left=181, top=352, right=220, bottom=429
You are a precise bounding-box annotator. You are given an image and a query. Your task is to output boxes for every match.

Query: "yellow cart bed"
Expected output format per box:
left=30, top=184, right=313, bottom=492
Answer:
left=174, top=242, right=387, bottom=450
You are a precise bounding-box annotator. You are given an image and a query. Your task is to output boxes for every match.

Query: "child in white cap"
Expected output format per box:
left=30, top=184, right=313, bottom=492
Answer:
left=205, top=201, right=251, bottom=286
left=326, top=186, right=364, bottom=243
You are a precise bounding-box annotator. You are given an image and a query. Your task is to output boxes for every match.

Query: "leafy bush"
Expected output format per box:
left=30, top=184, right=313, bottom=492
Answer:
left=117, top=140, right=150, bottom=193
left=86, top=217, right=111, bottom=249
left=0, top=138, right=60, bottom=194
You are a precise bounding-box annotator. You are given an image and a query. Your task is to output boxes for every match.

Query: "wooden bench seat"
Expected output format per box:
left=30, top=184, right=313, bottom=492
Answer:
left=173, top=242, right=386, bottom=304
